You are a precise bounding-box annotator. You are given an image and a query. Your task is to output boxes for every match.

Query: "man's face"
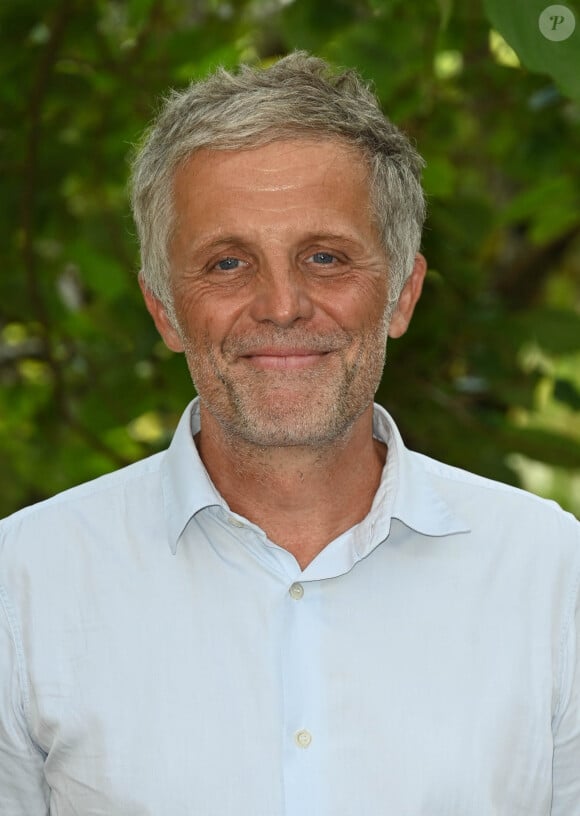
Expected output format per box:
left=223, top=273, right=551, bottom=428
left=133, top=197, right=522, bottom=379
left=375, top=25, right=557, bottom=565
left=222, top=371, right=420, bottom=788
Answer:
left=144, top=138, right=423, bottom=448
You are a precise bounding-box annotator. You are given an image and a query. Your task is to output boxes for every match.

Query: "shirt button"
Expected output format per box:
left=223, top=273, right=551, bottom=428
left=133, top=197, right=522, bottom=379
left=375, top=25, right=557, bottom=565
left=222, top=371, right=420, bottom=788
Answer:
left=294, top=729, right=312, bottom=748
left=228, top=517, right=245, bottom=528
left=289, top=582, right=304, bottom=600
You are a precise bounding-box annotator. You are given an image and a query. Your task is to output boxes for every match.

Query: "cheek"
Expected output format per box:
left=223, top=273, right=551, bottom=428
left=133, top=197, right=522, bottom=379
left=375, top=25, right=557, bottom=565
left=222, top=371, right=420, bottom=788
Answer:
left=328, top=281, right=388, bottom=330
left=176, top=289, right=239, bottom=344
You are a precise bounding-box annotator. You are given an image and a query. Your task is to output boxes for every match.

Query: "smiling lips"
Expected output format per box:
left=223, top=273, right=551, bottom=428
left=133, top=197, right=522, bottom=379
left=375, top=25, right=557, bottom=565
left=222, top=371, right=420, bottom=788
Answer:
left=241, top=348, right=332, bottom=370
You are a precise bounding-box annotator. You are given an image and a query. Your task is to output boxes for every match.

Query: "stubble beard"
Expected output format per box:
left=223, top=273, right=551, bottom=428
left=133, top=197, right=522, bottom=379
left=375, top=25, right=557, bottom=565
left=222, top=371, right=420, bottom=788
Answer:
left=179, top=312, right=391, bottom=451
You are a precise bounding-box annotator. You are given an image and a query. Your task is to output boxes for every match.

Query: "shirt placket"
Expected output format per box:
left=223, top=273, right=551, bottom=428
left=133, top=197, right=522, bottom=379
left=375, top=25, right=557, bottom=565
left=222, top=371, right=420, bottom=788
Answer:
left=280, top=577, right=325, bottom=816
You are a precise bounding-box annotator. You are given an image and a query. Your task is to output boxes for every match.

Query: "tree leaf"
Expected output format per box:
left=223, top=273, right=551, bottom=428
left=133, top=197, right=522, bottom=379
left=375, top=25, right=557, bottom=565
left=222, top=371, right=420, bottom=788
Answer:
left=483, top=0, right=580, bottom=101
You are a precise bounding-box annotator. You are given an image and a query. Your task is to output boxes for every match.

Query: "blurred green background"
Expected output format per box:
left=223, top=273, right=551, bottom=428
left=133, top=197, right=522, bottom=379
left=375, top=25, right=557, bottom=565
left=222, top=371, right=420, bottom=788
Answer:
left=1, top=0, right=579, bottom=517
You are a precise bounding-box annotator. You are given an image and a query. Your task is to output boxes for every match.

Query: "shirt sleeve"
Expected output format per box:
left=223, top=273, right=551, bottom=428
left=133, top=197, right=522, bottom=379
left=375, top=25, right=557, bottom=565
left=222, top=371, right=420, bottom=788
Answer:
left=551, top=563, right=580, bottom=814
left=0, top=584, right=49, bottom=815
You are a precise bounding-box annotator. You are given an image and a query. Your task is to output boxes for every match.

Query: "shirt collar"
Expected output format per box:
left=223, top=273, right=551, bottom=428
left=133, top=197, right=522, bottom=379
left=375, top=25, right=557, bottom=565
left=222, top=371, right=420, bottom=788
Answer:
left=161, top=399, right=226, bottom=553
left=161, top=398, right=469, bottom=556
left=370, top=402, right=469, bottom=538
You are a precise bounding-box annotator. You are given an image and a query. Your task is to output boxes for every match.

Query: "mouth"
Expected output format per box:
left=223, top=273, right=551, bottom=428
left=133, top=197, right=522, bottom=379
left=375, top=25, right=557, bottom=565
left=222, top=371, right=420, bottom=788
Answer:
left=240, top=351, right=331, bottom=370
left=241, top=349, right=330, bottom=371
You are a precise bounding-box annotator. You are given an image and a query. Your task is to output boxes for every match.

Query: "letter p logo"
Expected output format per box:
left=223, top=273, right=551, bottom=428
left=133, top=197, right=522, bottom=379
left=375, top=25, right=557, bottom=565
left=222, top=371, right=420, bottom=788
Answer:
left=539, top=5, right=576, bottom=40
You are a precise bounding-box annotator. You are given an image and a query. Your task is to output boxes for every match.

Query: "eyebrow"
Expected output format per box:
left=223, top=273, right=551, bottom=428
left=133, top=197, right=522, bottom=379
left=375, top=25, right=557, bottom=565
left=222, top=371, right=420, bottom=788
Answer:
left=188, top=235, right=252, bottom=256
left=302, top=232, right=363, bottom=246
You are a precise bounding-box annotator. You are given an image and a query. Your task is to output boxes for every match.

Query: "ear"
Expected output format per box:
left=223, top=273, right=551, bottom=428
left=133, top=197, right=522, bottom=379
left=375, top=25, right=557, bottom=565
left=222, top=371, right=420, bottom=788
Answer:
left=387, top=253, right=427, bottom=339
left=139, top=275, right=184, bottom=353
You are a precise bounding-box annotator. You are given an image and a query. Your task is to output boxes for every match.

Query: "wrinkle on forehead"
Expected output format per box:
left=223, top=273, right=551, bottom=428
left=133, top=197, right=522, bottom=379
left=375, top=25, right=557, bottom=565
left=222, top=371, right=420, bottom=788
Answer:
left=177, top=137, right=367, bottom=194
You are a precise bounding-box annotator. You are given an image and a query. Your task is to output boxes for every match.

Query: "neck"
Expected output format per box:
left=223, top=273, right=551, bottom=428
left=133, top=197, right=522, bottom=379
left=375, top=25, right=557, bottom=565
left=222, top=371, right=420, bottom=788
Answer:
left=195, top=403, right=387, bottom=569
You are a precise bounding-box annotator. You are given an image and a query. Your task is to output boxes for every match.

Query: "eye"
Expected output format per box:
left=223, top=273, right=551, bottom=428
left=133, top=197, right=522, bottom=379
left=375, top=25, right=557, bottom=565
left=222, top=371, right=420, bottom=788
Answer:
left=215, top=257, right=244, bottom=271
left=309, top=252, right=337, bottom=265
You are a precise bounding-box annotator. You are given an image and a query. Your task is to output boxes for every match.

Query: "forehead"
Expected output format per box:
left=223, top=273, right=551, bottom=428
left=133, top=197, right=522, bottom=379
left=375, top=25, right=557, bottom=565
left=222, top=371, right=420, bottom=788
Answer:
left=171, top=137, right=374, bottom=234
left=178, top=135, right=367, bottom=177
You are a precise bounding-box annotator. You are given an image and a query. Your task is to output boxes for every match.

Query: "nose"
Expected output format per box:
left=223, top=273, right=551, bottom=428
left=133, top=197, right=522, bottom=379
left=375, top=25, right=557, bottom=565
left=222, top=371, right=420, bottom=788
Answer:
left=249, top=259, right=315, bottom=328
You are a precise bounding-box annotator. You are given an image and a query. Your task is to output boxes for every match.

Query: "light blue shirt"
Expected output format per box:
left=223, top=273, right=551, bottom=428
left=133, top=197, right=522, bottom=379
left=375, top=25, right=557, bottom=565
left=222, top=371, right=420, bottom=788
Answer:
left=1, top=398, right=579, bottom=815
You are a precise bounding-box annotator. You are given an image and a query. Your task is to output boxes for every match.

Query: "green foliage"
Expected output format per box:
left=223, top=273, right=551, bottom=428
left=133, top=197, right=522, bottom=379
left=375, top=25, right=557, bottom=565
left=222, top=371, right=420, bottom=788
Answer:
left=1, top=0, right=579, bottom=517
left=484, top=0, right=580, bottom=100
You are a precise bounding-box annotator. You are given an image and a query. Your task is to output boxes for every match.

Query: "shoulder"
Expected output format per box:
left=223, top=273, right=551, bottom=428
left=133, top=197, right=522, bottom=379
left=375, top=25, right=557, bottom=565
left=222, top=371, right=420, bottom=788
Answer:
left=376, top=401, right=579, bottom=546
left=0, top=451, right=166, bottom=550
left=414, top=449, right=580, bottom=542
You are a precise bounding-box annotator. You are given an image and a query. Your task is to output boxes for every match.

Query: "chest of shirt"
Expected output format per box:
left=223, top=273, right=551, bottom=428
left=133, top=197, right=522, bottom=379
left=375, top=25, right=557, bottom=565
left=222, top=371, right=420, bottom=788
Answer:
left=14, top=515, right=562, bottom=815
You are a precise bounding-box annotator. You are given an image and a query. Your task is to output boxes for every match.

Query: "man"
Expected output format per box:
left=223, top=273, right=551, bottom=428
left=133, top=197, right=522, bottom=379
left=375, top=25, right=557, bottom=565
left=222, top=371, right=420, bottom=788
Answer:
left=1, top=52, right=579, bottom=815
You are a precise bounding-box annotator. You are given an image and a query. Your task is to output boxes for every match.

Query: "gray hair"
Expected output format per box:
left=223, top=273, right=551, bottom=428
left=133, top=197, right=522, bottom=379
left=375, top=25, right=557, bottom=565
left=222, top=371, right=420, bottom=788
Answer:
left=130, top=51, right=426, bottom=317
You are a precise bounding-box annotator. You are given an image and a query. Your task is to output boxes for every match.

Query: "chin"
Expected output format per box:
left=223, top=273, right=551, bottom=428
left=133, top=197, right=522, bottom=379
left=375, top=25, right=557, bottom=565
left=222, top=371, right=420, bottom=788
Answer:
left=226, top=397, right=357, bottom=448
